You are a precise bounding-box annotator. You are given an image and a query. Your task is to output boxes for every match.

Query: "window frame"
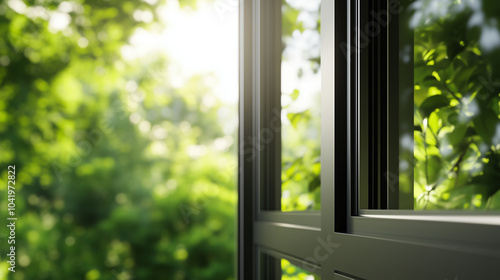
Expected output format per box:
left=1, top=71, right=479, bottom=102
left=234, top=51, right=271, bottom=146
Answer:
left=239, top=0, right=500, bottom=279
left=239, top=0, right=325, bottom=277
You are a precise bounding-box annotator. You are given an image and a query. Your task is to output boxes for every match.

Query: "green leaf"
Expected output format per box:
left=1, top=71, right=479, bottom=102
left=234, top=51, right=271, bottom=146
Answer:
left=428, top=111, right=441, bottom=135
left=473, top=108, right=499, bottom=145
left=286, top=110, right=311, bottom=129
left=422, top=75, right=442, bottom=88
left=427, top=155, right=443, bottom=185
left=290, top=89, right=300, bottom=101
left=487, top=190, right=500, bottom=209
left=419, top=95, right=450, bottom=117
left=447, top=122, right=468, bottom=146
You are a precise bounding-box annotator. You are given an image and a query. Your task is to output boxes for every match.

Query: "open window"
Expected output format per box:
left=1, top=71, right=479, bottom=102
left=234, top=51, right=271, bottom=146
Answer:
left=239, top=0, right=500, bottom=279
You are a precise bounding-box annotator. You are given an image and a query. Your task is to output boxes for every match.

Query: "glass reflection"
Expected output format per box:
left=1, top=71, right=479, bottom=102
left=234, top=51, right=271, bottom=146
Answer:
left=402, top=0, right=500, bottom=209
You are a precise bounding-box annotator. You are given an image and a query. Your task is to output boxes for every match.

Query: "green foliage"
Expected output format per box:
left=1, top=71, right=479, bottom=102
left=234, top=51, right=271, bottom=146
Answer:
left=0, top=0, right=236, bottom=279
left=411, top=0, right=500, bottom=210
left=281, top=259, right=320, bottom=280
left=280, top=0, right=321, bottom=211
left=281, top=2, right=305, bottom=39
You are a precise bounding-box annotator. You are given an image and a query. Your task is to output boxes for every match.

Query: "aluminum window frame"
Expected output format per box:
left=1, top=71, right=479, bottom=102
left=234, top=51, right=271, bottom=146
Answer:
left=239, top=0, right=500, bottom=279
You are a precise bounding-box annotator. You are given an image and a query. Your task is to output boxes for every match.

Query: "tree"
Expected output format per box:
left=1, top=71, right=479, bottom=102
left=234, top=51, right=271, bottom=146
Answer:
left=0, top=0, right=236, bottom=279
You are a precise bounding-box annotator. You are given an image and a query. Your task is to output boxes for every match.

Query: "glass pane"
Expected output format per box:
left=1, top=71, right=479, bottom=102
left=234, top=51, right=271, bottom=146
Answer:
left=281, top=0, right=321, bottom=211
left=281, top=258, right=321, bottom=280
left=398, top=0, right=500, bottom=210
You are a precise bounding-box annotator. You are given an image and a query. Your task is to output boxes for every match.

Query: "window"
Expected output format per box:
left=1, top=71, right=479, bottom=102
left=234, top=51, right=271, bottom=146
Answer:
left=239, top=0, right=500, bottom=279
left=281, top=0, right=322, bottom=211
left=400, top=0, right=500, bottom=210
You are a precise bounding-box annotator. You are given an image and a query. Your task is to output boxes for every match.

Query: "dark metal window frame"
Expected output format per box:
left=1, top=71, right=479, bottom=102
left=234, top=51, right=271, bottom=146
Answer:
left=239, top=0, right=500, bottom=279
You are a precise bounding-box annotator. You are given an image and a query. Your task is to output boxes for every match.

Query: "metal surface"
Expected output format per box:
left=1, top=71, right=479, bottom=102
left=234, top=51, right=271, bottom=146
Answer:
left=239, top=0, right=500, bottom=279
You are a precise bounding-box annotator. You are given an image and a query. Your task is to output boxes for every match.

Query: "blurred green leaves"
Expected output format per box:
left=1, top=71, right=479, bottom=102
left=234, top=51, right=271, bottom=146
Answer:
left=280, top=0, right=321, bottom=212
left=281, top=258, right=321, bottom=280
left=0, top=0, right=236, bottom=279
left=411, top=0, right=500, bottom=210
